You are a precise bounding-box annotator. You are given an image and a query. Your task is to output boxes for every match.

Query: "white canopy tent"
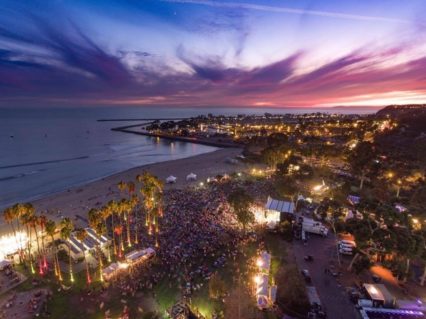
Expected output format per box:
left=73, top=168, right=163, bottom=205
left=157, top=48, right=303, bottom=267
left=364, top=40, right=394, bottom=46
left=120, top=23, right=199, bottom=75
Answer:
left=186, top=173, right=197, bottom=181
left=166, top=175, right=177, bottom=184
left=125, top=247, right=155, bottom=264
left=102, top=263, right=120, bottom=281
left=265, top=196, right=295, bottom=214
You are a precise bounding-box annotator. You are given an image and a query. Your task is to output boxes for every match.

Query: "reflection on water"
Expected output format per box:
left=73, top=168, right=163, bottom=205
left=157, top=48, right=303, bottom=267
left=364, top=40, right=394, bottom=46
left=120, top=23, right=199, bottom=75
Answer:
left=0, top=108, right=217, bottom=208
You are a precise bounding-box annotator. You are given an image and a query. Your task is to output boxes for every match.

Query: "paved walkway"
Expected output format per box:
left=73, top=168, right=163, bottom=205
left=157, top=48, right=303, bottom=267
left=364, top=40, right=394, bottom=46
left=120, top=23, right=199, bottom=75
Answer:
left=293, top=233, right=358, bottom=319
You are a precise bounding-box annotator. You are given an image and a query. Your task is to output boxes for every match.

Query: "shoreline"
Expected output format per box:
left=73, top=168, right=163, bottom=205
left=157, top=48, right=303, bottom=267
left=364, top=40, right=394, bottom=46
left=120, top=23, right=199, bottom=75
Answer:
left=112, top=126, right=242, bottom=148
left=0, top=147, right=243, bottom=234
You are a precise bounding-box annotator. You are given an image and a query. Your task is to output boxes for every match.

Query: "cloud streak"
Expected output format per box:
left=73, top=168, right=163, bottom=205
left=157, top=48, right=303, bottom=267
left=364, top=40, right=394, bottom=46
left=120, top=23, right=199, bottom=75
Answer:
left=0, top=1, right=425, bottom=107
left=164, top=0, right=411, bottom=25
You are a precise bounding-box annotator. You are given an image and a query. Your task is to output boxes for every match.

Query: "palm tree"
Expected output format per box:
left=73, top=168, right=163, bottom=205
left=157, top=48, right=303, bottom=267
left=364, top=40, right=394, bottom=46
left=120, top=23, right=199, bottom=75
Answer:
left=28, top=215, right=43, bottom=274
left=11, top=203, right=26, bottom=260
left=129, top=194, right=139, bottom=245
left=107, top=200, right=118, bottom=256
left=3, top=206, right=21, bottom=263
left=140, top=172, right=164, bottom=236
left=20, top=204, right=35, bottom=273
left=98, top=206, right=112, bottom=262
left=45, top=219, right=62, bottom=281
left=75, top=228, right=91, bottom=285
left=87, top=209, right=106, bottom=282
left=38, top=214, right=48, bottom=270
left=60, top=218, right=74, bottom=283
left=117, top=199, right=127, bottom=254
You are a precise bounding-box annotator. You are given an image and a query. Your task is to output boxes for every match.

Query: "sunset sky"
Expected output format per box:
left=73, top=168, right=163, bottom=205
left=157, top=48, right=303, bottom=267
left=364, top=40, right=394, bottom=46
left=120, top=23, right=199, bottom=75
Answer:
left=1, top=0, right=426, bottom=108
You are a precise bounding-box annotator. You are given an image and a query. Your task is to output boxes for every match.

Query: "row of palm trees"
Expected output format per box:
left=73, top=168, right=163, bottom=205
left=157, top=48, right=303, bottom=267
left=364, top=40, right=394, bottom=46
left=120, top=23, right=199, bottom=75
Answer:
left=2, top=203, right=77, bottom=282
left=87, top=172, right=164, bottom=260
left=1, top=172, right=164, bottom=285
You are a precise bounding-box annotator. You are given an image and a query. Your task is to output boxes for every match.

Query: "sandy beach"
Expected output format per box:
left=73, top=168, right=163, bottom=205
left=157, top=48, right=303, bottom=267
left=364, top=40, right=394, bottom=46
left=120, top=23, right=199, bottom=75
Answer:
left=0, top=148, right=243, bottom=234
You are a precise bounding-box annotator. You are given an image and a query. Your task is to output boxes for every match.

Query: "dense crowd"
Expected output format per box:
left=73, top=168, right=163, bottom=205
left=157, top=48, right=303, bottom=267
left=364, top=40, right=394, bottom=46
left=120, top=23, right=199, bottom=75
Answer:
left=109, top=183, right=250, bottom=298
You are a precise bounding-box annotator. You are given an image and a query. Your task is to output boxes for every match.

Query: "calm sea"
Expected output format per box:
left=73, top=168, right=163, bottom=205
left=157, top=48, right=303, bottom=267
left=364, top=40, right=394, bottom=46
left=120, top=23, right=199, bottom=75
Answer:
left=0, top=106, right=378, bottom=208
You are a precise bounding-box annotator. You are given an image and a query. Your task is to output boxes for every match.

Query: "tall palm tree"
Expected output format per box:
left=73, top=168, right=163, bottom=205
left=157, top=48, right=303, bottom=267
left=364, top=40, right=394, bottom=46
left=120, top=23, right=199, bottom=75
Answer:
left=60, top=218, right=74, bottom=283
left=99, top=206, right=112, bottom=262
left=107, top=200, right=118, bottom=256
left=75, top=228, right=91, bottom=285
left=129, top=194, right=139, bottom=245
left=140, top=172, right=164, bottom=247
left=38, top=214, right=48, bottom=270
left=12, top=203, right=25, bottom=260
left=87, top=211, right=106, bottom=282
left=121, top=198, right=133, bottom=248
left=20, top=204, right=35, bottom=273
left=45, top=220, right=62, bottom=281
left=117, top=199, right=127, bottom=254
left=3, top=206, right=21, bottom=263
left=28, top=215, right=43, bottom=274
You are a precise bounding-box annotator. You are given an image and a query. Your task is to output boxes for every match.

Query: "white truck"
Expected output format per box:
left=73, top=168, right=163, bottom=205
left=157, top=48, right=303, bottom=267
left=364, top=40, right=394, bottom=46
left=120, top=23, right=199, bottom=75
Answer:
left=302, top=218, right=329, bottom=237
left=338, top=240, right=356, bottom=255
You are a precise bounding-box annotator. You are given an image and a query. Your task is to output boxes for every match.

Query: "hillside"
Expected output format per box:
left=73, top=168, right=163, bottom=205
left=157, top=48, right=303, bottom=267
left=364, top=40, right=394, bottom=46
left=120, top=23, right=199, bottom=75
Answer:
left=376, top=104, right=426, bottom=119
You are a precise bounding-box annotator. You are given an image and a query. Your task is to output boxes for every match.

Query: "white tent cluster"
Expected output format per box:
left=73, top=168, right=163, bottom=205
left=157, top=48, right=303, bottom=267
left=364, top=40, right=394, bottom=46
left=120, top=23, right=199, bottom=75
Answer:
left=254, top=251, right=276, bottom=310
left=64, top=227, right=110, bottom=260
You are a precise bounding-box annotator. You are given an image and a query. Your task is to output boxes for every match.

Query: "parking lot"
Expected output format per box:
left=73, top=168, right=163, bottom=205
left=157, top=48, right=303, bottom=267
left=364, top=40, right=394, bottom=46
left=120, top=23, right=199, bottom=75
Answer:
left=293, top=233, right=358, bottom=319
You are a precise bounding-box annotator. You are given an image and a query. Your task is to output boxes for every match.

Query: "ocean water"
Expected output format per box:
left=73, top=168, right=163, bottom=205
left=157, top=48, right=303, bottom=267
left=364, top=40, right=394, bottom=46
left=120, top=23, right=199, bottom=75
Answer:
left=0, top=106, right=378, bottom=208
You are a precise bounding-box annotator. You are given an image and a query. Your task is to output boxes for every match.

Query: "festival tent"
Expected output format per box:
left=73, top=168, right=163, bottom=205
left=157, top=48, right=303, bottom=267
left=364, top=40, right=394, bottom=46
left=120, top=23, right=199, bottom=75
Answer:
left=258, top=251, right=271, bottom=274
left=102, top=263, right=120, bottom=281
left=265, top=196, right=295, bottom=214
left=186, top=173, right=197, bottom=181
left=125, top=247, right=155, bottom=264
left=166, top=175, right=177, bottom=184
left=256, top=274, right=269, bottom=296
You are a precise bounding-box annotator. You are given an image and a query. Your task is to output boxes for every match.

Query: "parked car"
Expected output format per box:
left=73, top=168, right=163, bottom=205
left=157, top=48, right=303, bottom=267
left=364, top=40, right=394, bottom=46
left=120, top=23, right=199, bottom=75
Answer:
left=304, top=255, right=314, bottom=262
left=301, top=269, right=312, bottom=283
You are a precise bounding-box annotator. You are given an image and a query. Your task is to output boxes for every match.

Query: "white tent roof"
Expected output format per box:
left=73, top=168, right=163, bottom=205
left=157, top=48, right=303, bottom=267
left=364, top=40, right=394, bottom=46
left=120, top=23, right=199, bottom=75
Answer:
left=102, top=263, right=119, bottom=278
left=256, top=274, right=269, bottom=296
left=125, top=247, right=155, bottom=263
left=259, top=251, right=271, bottom=273
left=166, top=175, right=177, bottom=183
left=186, top=173, right=197, bottom=180
left=265, top=196, right=295, bottom=214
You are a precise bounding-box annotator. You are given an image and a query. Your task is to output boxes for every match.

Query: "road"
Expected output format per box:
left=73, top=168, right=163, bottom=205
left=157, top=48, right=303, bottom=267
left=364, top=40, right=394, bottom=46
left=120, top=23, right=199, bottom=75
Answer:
left=293, top=233, right=358, bottom=319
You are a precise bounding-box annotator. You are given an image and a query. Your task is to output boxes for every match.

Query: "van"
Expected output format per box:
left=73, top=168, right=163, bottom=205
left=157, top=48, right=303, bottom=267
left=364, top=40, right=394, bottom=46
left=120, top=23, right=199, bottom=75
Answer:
left=339, top=247, right=353, bottom=255
left=339, top=240, right=356, bottom=247
left=339, top=243, right=355, bottom=250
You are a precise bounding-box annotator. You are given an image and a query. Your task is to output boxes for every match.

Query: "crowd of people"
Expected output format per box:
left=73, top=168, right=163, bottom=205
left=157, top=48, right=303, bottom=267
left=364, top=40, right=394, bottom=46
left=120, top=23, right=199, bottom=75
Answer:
left=108, top=181, right=258, bottom=299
